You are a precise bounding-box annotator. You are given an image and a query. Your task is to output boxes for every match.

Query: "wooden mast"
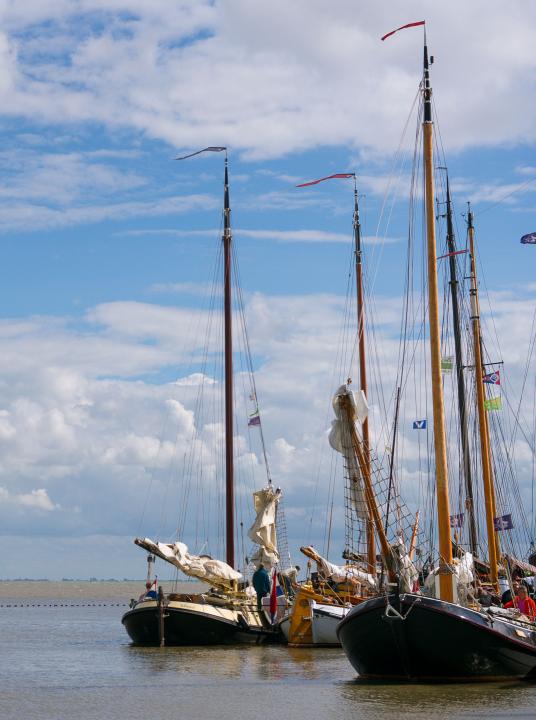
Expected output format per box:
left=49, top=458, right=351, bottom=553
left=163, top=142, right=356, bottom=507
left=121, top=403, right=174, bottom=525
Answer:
left=223, top=154, right=235, bottom=568
left=422, top=38, right=454, bottom=602
left=353, top=179, right=376, bottom=577
left=340, top=393, right=396, bottom=582
left=467, top=205, right=499, bottom=587
left=444, top=175, right=478, bottom=556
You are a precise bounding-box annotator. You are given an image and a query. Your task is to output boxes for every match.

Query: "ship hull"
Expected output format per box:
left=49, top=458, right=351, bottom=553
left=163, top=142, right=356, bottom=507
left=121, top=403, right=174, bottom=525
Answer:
left=122, top=598, right=280, bottom=646
left=337, top=593, right=536, bottom=681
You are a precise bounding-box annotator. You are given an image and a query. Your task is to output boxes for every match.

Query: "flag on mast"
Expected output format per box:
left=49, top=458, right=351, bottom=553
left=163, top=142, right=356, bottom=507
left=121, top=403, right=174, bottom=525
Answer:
left=248, top=410, right=261, bottom=427
left=296, top=173, right=355, bottom=187
left=381, top=20, right=425, bottom=41
left=484, top=396, right=502, bottom=411
left=493, top=513, right=513, bottom=531
left=175, top=146, right=226, bottom=161
left=521, top=232, right=536, bottom=244
left=483, top=371, right=500, bottom=385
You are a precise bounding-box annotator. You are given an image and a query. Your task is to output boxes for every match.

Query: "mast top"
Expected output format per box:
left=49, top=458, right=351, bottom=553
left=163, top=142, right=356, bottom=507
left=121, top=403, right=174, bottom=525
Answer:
left=224, top=153, right=231, bottom=236
left=423, top=39, right=433, bottom=123
left=467, top=201, right=474, bottom=230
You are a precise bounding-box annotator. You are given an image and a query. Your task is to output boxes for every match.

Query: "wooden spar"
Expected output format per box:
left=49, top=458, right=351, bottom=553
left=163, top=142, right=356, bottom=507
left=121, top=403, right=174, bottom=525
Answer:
left=467, top=207, right=499, bottom=588
left=340, top=393, right=396, bottom=582
left=353, top=180, right=376, bottom=577
left=409, top=510, right=420, bottom=561
left=444, top=175, right=478, bottom=556
left=223, top=156, right=235, bottom=568
left=422, top=42, right=454, bottom=602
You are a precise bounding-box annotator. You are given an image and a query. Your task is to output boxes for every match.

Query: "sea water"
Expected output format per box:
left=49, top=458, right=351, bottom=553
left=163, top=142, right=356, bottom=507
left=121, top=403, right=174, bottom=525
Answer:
left=1, top=581, right=535, bottom=720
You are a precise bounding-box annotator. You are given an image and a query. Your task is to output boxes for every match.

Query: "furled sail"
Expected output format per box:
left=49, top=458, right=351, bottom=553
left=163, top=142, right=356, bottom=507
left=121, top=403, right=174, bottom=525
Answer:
left=301, top=545, right=377, bottom=589
left=329, top=384, right=369, bottom=519
left=390, top=537, right=419, bottom=593
left=134, top=537, right=242, bottom=587
left=247, top=485, right=281, bottom=567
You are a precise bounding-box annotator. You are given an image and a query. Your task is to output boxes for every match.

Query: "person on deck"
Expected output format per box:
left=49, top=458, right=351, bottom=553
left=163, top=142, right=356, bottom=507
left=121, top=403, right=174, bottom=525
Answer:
left=501, top=580, right=520, bottom=606
left=252, top=564, right=271, bottom=610
left=138, top=581, right=158, bottom=602
left=503, top=584, right=536, bottom=620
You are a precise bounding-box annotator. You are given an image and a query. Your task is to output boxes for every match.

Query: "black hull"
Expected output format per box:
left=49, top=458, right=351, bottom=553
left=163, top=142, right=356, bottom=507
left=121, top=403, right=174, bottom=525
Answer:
left=337, top=593, right=536, bottom=681
left=122, top=600, right=280, bottom=646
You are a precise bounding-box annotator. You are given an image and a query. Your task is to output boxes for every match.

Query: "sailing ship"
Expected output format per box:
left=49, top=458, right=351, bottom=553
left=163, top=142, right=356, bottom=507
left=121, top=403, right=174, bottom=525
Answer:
left=122, top=149, right=282, bottom=646
left=337, top=26, right=536, bottom=681
left=278, top=175, right=379, bottom=647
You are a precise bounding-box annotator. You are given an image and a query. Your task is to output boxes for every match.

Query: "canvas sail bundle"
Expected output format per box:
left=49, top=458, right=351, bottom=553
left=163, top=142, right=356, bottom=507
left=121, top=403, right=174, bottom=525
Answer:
left=247, top=485, right=281, bottom=567
left=329, top=385, right=369, bottom=519
left=134, top=537, right=242, bottom=587
left=301, top=545, right=377, bottom=589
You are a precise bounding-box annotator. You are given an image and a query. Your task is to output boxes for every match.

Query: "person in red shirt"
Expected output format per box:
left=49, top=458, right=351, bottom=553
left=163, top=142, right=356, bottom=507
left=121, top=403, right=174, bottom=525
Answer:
left=504, top=584, right=536, bottom=620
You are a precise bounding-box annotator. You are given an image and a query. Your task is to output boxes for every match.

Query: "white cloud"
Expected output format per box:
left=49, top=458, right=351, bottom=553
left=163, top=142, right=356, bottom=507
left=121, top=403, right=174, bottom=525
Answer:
left=0, top=2, right=535, bottom=160
left=0, top=486, right=57, bottom=511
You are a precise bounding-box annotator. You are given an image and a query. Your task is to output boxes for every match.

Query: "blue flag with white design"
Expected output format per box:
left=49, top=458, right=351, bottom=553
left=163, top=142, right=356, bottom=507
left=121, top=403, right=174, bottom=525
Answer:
left=493, top=513, right=513, bottom=531
left=521, top=232, right=536, bottom=244
left=412, top=419, right=427, bottom=430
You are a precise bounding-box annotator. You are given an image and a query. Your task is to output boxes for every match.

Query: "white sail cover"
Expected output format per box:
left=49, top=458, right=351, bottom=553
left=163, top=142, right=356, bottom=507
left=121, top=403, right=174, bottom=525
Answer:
left=423, top=552, right=474, bottom=604
left=311, top=548, right=377, bottom=590
left=135, top=537, right=242, bottom=586
left=391, top=537, right=419, bottom=593
left=248, top=485, right=281, bottom=568
left=329, top=384, right=369, bottom=520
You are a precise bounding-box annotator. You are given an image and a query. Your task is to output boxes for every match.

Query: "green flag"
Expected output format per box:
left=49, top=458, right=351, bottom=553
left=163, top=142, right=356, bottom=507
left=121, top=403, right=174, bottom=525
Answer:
left=484, top=396, right=502, bottom=411
left=441, top=356, right=453, bottom=373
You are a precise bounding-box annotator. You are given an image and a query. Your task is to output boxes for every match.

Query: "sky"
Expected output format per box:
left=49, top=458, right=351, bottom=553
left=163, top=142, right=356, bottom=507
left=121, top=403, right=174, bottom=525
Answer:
left=1, top=0, right=536, bottom=580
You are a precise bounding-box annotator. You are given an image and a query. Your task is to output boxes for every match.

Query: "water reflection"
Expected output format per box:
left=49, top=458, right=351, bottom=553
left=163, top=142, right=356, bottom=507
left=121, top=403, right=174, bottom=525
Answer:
left=338, top=678, right=536, bottom=719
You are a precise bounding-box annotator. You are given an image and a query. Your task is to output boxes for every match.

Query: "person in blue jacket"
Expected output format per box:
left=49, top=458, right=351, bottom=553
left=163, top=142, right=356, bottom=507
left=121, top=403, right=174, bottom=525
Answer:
left=138, top=581, right=158, bottom=602
left=252, top=564, right=271, bottom=610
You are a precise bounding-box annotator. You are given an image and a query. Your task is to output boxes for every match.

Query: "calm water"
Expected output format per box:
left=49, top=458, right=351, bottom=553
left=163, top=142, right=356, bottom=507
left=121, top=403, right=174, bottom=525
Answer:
left=1, top=581, right=536, bottom=720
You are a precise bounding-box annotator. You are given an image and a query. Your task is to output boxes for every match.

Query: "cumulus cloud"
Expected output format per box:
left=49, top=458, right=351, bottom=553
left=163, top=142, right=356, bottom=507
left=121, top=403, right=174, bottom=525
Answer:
left=0, top=2, right=535, bottom=160
left=0, top=486, right=57, bottom=511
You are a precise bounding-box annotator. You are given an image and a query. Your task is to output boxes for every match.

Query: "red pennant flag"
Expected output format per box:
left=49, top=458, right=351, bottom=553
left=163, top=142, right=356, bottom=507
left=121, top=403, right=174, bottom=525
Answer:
left=269, top=568, right=278, bottom=623
left=381, top=20, right=425, bottom=42
left=437, top=248, right=468, bottom=260
left=296, top=173, right=354, bottom=188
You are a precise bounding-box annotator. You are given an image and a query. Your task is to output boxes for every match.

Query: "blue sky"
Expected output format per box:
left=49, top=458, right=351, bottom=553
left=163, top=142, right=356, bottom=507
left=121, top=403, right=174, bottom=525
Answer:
left=1, top=1, right=536, bottom=579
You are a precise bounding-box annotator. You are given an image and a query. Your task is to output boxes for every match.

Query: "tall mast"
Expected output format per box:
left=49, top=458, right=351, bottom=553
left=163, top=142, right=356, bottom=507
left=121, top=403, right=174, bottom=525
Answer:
left=353, top=179, right=376, bottom=577
left=223, top=154, right=234, bottom=568
left=422, top=38, right=454, bottom=601
left=467, top=205, right=499, bottom=587
left=444, top=175, right=478, bottom=555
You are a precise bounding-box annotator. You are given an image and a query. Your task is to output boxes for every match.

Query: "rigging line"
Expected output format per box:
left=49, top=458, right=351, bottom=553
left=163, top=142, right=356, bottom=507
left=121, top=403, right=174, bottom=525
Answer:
left=231, top=249, right=273, bottom=483
left=476, top=175, right=536, bottom=217
left=369, top=87, right=421, bottom=297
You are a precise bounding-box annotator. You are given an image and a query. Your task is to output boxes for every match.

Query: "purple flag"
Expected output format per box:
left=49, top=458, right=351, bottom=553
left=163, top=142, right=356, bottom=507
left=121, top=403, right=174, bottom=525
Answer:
left=248, top=412, right=261, bottom=427
left=521, top=233, right=536, bottom=244
left=493, top=513, right=513, bottom=531
left=450, top=513, right=464, bottom=528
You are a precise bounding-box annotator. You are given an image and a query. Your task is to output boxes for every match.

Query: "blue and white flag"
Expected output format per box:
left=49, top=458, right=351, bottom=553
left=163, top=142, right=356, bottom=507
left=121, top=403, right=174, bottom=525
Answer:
left=521, top=232, right=536, bottom=244
left=483, top=370, right=500, bottom=385
left=493, top=513, right=514, bottom=531
left=412, top=419, right=427, bottom=430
